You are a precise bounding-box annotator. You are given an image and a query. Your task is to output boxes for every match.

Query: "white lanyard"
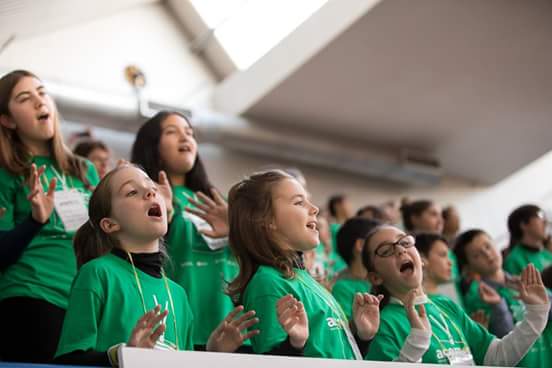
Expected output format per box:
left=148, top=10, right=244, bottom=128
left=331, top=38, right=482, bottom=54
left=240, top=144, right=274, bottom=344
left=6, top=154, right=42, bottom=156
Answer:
left=429, top=314, right=454, bottom=345
left=50, top=165, right=69, bottom=189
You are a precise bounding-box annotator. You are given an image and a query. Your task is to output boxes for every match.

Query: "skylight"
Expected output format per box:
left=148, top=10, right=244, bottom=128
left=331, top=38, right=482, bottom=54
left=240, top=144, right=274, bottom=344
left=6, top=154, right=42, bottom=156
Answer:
left=190, top=0, right=327, bottom=70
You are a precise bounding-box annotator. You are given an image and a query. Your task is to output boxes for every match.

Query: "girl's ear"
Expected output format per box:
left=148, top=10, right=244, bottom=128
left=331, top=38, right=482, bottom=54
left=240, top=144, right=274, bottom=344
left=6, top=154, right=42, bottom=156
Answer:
left=367, top=270, right=383, bottom=286
left=0, top=114, right=16, bottom=130
left=99, top=217, right=120, bottom=234
left=353, top=238, right=364, bottom=255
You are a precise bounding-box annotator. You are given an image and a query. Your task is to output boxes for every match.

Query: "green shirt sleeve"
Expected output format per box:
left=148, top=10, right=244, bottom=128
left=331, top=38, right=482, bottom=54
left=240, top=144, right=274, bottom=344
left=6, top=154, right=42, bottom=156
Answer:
left=56, top=286, right=103, bottom=357
left=364, top=321, right=403, bottom=361
left=247, top=294, right=287, bottom=353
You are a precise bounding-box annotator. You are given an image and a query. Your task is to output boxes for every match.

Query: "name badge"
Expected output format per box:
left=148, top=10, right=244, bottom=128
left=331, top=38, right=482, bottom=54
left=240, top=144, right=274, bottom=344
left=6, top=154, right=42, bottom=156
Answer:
left=183, top=211, right=227, bottom=250
left=448, top=348, right=475, bottom=365
left=54, top=189, right=89, bottom=232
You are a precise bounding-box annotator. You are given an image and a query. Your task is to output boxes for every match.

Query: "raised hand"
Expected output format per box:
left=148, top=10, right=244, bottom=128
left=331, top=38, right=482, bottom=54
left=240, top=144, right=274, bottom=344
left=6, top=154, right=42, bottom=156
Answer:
left=206, top=305, right=259, bottom=353
left=186, top=188, right=229, bottom=238
left=157, top=171, right=173, bottom=219
left=479, top=282, right=501, bottom=305
left=277, top=295, right=309, bottom=349
left=518, top=264, right=549, bottom=305
left=470, top=310, right=490, bottom=329
left=27, top=163, right=56, bottom=224
left=353, top=293, right=384, bottom=340
left=404, top=289, right=430, bottom=332
left=128, top=305, right=168, bottom=348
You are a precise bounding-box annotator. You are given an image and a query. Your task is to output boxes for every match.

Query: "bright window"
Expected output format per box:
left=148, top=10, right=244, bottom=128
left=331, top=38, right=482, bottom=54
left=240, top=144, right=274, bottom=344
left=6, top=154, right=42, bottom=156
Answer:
left=190, top=0, right=327, bottom=70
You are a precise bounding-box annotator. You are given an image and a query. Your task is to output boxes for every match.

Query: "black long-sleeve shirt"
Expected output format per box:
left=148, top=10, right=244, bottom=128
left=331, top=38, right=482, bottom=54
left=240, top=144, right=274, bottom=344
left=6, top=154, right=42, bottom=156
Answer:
left=0, top=215, right=46, bottom=271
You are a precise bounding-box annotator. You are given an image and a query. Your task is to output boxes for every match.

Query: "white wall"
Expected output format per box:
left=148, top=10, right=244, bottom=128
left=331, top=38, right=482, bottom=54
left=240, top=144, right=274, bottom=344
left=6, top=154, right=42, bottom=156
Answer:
left=64, top=119, right=552, bottom=247
left=62, top=121, right=481, bottom=214
left=0, top=2, right=215, bottom=109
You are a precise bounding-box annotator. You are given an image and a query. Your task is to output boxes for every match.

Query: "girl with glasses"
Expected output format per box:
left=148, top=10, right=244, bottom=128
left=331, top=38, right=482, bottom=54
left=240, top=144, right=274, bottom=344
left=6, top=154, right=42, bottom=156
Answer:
left=363, top=225, right=550, bottom=365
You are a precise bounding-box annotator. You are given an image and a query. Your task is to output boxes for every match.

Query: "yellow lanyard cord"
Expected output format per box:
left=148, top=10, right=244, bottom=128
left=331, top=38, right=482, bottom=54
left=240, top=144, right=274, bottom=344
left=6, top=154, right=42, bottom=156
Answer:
left=127, top=252, right=180, bottom=350
left=426, top=300, right=472, bottom=363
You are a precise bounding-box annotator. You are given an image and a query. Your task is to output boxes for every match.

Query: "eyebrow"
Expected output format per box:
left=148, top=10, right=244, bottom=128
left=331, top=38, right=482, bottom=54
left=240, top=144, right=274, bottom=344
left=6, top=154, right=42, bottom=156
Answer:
left=161, top=123, right=192, bottom=131
left=14, top=85, right=45, bottom=100
left=118, top=180, right=136, bottom=193
left=118, top=177, right=155, bottom=193
left=291, top=194, right=305, bottom=200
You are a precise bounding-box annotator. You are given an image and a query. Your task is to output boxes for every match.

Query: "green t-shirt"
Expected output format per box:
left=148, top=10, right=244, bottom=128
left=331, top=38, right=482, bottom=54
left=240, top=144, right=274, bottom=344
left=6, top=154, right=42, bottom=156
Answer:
left=243, top=265, right=357, bottom=359
left=463, top=279, right=552, bottom=368
left=331, top=274, right=371, bottom=321
left=329, top=223, right=347, bottom=275
left=0, top=156, right=99, bottom=308
left=504, top=244, right=552, bottom=275
left=56, top=253, right=194, bottom=357
left=449, top=250, right=460, bottom=281
left=366, top=294, right=495, bottom=364
left=165, top=185, right=237, bottom=345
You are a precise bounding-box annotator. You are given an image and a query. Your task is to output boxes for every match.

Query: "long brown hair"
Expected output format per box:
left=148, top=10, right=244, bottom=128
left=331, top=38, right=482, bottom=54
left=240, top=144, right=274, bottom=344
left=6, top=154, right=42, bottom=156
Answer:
left=227, top=170, right=301, bottom=301
left=73, top=165, right=127, bottom=268
left=0, top=70, right=90, bottom=185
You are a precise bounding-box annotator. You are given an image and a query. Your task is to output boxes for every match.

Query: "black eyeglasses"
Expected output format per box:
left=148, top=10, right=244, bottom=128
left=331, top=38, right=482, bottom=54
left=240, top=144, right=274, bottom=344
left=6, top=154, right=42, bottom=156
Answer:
left=374, top=234, right=415, bottom=257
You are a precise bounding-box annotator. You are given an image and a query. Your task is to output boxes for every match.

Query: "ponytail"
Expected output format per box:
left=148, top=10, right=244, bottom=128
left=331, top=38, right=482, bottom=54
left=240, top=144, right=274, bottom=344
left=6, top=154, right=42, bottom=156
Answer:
left=73, top=165, right=130, bottom=268
left=74, top=220, right=118, bottom=269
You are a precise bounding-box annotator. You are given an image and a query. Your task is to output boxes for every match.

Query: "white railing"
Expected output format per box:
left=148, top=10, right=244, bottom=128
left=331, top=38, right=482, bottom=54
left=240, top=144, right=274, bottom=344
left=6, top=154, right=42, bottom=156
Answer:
left=119, top=347, right=500, bottom=368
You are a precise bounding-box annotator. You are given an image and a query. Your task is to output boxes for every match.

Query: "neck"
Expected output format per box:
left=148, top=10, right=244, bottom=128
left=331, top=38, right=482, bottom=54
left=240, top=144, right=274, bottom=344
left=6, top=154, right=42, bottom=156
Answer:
left=485, top=269, right=506, bottom=284
left=520, top=235, right=543, bottom=250
left=22, top=137, right=50, bottom=157
left=119, top=237, right=160, bottom=254
left=349, top=258, right=368, bottom=279
left=422, top=277, right=440, bottom=295
left=168, top=172, right=185, bottom=187
left=392, top=285, right=426, bottom=305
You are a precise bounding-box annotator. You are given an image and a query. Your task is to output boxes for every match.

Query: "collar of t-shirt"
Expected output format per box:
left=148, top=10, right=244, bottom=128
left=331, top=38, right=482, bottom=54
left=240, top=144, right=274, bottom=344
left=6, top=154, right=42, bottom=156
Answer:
left=519, top=243, right=543, bottom=253
left=111, top=248, right=163, bottom=278
left=389, top=293, right=429, bottom=306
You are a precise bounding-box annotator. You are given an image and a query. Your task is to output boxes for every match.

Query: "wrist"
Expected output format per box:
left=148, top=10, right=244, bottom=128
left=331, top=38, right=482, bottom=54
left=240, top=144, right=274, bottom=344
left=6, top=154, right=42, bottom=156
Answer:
left=356, top=328, right=376, bottom=341
left=31, top=212, right=49, bottom=225
left=288, top=335, right=306, bottom=349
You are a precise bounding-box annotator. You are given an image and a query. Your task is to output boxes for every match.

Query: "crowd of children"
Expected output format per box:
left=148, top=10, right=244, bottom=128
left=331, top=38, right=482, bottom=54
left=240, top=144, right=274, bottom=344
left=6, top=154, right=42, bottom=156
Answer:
left=0, top=69, right=551, bottom=367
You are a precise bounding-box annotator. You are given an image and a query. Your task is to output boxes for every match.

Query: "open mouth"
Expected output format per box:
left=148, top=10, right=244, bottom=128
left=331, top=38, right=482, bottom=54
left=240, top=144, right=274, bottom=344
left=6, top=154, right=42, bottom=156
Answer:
left=37, top=112, right=50, bottom=122
left=177, top=145, right=192, bottom=153
left=147, top=203, right=162, bottom=218
left=306, top=221, right=318, bottom=231
left=399, top=260, right=414, bottom=274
